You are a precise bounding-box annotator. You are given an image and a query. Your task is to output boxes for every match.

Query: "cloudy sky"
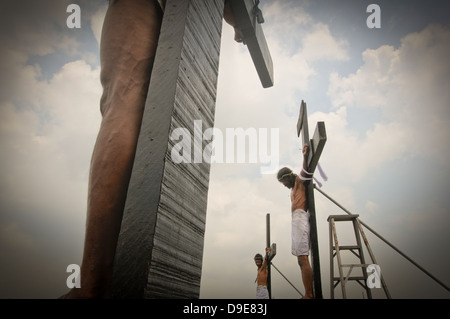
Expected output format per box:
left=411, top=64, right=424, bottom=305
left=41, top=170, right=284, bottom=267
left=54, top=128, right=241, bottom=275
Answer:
left=1, top=0, right=449, bottom=299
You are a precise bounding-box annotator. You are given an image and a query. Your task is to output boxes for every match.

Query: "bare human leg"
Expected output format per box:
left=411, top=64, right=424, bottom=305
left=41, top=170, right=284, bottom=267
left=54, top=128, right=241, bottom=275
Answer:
left=62, top=0, right=162, bottom=298
left=298, top=255, right=314, bottom=299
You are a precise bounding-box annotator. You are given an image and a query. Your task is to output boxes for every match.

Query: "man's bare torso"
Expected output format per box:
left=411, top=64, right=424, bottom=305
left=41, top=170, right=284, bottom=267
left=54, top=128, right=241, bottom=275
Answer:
left=290, top=175, right=308, bottom=212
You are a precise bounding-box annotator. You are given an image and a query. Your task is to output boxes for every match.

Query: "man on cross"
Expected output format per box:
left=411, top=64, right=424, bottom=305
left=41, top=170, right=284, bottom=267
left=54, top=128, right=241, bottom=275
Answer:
left=254, top=247, right=270, bottom=299
left=277, top=144, right=314, bottom=299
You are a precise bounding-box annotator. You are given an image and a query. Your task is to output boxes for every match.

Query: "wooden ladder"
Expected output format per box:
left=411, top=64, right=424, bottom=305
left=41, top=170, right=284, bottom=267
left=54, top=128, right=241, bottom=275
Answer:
left=328, top=214, right=390, bottom=299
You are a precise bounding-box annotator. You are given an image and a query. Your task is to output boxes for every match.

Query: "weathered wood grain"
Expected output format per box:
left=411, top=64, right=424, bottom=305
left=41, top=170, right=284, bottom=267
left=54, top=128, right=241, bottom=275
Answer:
left=297, top=100, right=326, bottom=299
left=110, top=0, right=224, bottom=299
left=228, top=0, right=274, bottom=88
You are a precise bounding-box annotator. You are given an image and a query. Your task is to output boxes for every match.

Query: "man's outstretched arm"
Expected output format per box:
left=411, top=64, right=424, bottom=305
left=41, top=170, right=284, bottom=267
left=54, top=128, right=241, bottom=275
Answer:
left=300, top=143, right=313, bottom=181
left=261, top=247, right=270, bottom=270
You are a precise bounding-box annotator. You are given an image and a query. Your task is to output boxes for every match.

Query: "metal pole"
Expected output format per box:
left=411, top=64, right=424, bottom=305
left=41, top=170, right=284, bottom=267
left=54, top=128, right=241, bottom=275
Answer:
left=266, top=213, right=272, bottom=299
left=314, top=184, right=450, bottom=294
left=271, top=263, right=304, bottom=297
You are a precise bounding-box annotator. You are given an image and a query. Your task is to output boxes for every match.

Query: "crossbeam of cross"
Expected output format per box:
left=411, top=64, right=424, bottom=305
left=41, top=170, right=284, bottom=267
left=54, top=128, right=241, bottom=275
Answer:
left=228, top=0, right=274, bottom=88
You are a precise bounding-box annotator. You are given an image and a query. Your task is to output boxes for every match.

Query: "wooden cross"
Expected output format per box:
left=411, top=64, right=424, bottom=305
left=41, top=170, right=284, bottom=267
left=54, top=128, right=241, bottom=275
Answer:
left=265, top=213, right=276, bottom=298
left=296, top=100, right=327, bottom=299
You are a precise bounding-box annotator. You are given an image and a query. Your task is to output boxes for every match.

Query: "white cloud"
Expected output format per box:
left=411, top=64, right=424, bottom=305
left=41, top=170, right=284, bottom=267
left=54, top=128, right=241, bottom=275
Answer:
left=0, top=51, right=43, bottom=106
left=301, top=22, right=349, bottom=63
left=1, top=58, right=102, bottom=213
left=327, top=24, right=450, bottom=170
left=0, top=8, right=102, bottom=293
left=0, top=1, right=75, bottom=55
left=263, top=1, right=313, bottom=49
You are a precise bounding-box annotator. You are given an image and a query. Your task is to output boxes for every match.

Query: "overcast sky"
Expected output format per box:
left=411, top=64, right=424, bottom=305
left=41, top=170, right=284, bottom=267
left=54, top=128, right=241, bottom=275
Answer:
left=0, top=0, right=449, bottom=299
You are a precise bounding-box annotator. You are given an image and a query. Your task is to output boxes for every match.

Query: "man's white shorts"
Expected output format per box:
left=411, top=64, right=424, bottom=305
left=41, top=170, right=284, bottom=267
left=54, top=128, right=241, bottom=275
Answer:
left=291, top=209, right=310, bottom=256
left=256, top=285, right=269, bottom=299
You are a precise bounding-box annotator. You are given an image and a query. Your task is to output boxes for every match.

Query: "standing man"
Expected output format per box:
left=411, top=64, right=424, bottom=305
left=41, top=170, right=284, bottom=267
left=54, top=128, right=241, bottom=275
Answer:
left=62, top=0, right=242, bottom=298
left=277, top=144, right=314, bottom=299
left=254, top=247, right=270, bottom=299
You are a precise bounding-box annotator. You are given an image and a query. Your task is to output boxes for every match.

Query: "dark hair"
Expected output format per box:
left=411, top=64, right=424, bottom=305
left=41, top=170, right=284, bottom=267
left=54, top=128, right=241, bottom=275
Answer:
left=277, top=167, right=296, bottom=189
left=277, top=167, right=293, bottom=181
left=254, top=253, right=263, bottom=260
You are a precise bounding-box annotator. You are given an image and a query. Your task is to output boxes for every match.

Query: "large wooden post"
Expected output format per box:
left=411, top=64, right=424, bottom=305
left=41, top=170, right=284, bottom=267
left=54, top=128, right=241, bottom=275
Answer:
left=110, top=0, right=273, bottom=299
left=110, top=0, right=225, bottom=299
left=296, top=100, right=327, bottom=299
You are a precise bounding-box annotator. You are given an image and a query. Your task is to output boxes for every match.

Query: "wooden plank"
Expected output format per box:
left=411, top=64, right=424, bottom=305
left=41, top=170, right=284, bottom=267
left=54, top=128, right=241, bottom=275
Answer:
left=297, top=100, right=305, bottom=137
left=268, top=243, right=277, bottom=262
left=266, top=212, right=272, bottom=299
left=306, top=183, right=323, bottom=299
left=298, top=100, right=313, bottom=168
left=228, top=0, right=274, bottom=88
left=110, top=0, right=224, bottom=299
left=298, top=100, right=327, bottom=174
left=308, top=121, right=327, bottom=173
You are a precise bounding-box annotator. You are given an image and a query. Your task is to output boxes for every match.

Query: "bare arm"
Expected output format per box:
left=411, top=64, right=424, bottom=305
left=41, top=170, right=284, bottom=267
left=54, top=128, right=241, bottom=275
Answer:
left=300, top=144, right=313, bottom=181
left=261, top=247, right=270, bottom=270
left=256, top=248, right=270, bottom=286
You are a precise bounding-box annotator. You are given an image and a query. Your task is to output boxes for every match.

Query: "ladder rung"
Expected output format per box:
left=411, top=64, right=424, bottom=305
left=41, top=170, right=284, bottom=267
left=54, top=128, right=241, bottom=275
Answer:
left=341, top=264, right=370, bottom=268
left=333, top=276, right=366, bottom=281
left=327, top=214, right=359, bottom=222
left=332, top=245, right=361, bottom=250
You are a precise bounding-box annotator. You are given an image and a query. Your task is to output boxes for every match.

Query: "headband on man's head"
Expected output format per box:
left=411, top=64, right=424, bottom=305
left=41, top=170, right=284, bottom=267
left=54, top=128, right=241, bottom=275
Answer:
left=277, top=172, right=293, bottom=181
